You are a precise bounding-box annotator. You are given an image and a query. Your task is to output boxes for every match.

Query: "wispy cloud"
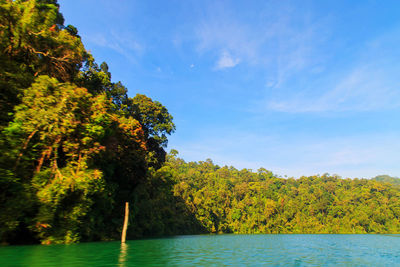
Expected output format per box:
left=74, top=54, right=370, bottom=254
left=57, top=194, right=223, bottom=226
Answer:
left=267, top=69, right=400, bottom=113
left=195, top=9, right=259, bottom=66
left=265, top=29, right=400, bottom=113
left=194, top=1, right=330, bottom=75
left=194, top=4, right=266, bottom=70
left=192, top=2, right=400, bottom=113
left=85, top=30, right=143, bottom=62
left=215, top=50, right=240, bottom=69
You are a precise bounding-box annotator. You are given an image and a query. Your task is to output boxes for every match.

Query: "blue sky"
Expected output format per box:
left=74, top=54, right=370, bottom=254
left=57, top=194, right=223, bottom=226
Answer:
left=59, top=0, right=400, bottom=178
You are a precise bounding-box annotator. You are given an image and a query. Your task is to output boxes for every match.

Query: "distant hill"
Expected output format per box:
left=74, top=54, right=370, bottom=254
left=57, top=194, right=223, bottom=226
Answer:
left=372, top=175, right=400, bottom=186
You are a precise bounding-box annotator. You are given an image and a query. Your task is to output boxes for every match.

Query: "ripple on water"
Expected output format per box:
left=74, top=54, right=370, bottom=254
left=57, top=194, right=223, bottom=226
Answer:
left=1, top=234, right=400, bottom=266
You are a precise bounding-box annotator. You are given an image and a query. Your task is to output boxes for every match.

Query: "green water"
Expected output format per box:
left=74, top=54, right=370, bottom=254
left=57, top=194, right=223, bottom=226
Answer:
left=1, top=234, right=400, bottom=266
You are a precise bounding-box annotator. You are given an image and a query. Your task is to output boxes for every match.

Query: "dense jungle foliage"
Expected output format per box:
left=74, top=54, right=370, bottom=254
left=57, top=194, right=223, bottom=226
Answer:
left=1, top=0, right=400, bottom=245
left=164, top=154, right=400, bottom=234
left=0, top=0, right=195, bottom=244
left=372, top=175, right=400, bottom=186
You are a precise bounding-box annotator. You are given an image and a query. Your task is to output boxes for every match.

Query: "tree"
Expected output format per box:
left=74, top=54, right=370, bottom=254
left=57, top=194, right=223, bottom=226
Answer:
left=130, top=94, right=175, bottom=168
left=0, top=0, right=86, bottom=128
left=0, top=0, right=179, bottom=244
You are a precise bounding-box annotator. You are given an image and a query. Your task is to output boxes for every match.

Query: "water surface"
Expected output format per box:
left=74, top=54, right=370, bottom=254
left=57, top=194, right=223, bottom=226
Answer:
left=1, top=234, right=400, bottom=266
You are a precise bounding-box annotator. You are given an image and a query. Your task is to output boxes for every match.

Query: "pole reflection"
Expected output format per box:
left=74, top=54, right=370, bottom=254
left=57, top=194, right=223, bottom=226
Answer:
left=118, top=242, right=128, bottom=267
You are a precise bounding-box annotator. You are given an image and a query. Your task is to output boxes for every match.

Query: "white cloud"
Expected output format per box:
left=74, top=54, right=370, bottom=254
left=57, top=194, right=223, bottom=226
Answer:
left=192, top=2, right=400, bottom=115
left=194, top=2, right=330, bottom=77
left=215, top=51, right=240, bottom=70
left=195, top=10, right=259, bottom=64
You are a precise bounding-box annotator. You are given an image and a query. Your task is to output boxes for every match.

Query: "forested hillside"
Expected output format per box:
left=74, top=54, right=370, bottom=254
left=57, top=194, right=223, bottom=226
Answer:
left=1, top=0, right=400, bottom=245
left=164, top=153, right=400, bottom=234
left=0, top=0, right=185, bottom=244
left=372, top=175, right=400, bottom=186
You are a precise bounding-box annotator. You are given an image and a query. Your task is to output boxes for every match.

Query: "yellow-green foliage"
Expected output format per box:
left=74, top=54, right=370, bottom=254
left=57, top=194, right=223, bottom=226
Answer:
left=0, top=0, right=175, bottom=244
left=165, top=154, right=400, bottom=234
left=1, top=0, right=400, bottom=245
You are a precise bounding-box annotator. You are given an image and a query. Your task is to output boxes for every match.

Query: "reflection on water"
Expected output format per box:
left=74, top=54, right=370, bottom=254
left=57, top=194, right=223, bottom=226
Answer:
left=1, top=235, right=400, bottom=266
left=118, top=243, right=128, bottom=267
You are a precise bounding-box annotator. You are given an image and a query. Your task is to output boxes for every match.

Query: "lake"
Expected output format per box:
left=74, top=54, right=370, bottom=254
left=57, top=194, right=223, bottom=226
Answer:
left=1, top=234, right=400, bottom=266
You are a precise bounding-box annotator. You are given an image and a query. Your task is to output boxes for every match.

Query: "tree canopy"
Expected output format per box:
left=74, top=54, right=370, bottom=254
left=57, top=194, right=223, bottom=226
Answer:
left=0, top=0, right=175, bottom=244
left=1, top=0, right=400, bottom=245
left=163, top=154, right=400, bottom=234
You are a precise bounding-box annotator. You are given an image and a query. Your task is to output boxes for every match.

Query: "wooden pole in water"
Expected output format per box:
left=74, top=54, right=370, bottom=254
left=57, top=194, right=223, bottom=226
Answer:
left=121, top=202, right=129, bottom=243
